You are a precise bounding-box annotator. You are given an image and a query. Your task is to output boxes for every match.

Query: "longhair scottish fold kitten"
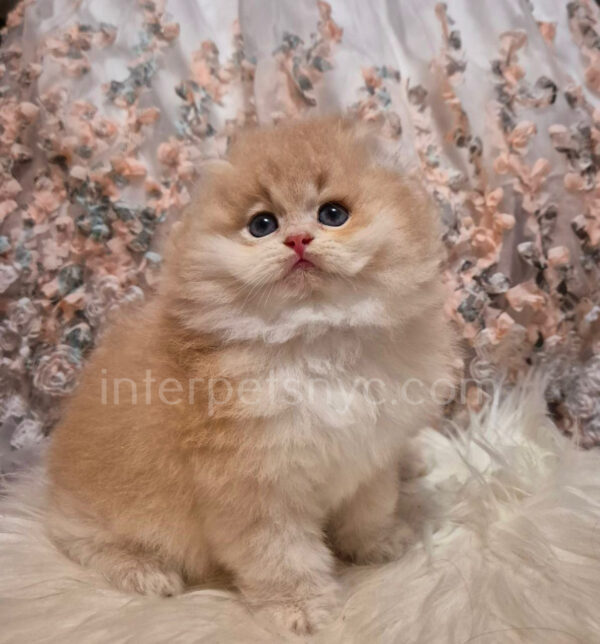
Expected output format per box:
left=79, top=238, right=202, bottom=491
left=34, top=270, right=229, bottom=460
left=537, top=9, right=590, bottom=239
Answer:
left=47, top=117, right=456, bottom=635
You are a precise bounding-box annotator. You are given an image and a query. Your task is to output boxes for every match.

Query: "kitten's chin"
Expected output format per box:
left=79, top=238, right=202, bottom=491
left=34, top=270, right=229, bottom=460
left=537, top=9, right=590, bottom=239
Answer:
left=279, top=265, right=321, bottom=297
left=275, top=260, right=361, bottom=301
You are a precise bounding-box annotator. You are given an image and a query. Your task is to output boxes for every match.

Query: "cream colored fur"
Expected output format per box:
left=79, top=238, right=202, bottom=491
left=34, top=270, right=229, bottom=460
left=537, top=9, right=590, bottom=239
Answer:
left=45, top=118, right=456, bottom=634
left=1, top=379, right=599, bottom=643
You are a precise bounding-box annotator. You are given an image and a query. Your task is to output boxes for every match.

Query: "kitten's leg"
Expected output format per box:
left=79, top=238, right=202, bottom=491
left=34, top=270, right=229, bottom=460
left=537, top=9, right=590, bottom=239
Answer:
left=47, top=508, right=184, bottom=597
left=329, top=463, right=416, bottom=565
left=400, top=439, right=430, bottom=481
left=207, top=508, right=340, bottom=635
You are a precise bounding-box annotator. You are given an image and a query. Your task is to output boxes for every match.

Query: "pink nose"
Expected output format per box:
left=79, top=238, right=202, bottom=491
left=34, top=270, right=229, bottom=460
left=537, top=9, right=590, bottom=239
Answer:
left=284, top=234, right=313, bottom=258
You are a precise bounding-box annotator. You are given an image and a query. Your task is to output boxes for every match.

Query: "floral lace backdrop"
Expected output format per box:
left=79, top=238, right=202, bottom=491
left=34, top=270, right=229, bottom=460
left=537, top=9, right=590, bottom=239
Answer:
left=0, top=0, right=599, bottom=470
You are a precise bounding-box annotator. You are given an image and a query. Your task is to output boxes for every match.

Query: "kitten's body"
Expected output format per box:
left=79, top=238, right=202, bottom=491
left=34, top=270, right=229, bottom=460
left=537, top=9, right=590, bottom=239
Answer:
left=47, top=118, right=456, bottom=634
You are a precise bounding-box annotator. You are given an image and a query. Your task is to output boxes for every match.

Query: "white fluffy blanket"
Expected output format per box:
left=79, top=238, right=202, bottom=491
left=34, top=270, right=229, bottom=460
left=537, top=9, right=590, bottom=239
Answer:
left=1, top=380, right=599, bottom=644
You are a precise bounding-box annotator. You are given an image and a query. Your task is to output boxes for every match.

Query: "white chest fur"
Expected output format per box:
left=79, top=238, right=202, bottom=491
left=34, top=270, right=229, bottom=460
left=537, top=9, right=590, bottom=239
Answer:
left=223, top=328, right=420, bottom=510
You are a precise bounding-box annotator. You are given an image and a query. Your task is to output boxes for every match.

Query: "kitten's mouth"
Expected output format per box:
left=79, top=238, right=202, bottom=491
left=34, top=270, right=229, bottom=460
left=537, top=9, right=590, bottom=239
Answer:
left=293, top=258, right=315, bottom=271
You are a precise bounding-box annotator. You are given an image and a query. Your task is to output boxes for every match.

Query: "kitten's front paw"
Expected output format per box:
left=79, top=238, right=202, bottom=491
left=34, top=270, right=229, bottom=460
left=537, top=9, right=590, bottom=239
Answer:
left=348, top=521, right=416, bottom=565
left=252, top=587, right=340, bottom=636
left=400, top=443, right=430, bottom=481
left=113, top=562, right=184, bottom=597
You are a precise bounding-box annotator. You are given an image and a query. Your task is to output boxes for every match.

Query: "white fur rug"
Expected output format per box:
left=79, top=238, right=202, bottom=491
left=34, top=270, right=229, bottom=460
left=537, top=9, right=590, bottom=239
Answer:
left=1, top=380, right=599, bottom=644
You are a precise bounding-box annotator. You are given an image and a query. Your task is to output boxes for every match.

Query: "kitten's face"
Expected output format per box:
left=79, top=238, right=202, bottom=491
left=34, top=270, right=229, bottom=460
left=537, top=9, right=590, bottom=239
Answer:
left=169, top=118, right=442, bottom=325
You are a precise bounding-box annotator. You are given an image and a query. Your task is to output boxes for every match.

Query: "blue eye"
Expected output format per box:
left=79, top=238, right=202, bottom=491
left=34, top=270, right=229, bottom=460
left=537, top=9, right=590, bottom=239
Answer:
left=248, top=212, right=278, bottom=237
left=318, top=202, right=349, bottom=227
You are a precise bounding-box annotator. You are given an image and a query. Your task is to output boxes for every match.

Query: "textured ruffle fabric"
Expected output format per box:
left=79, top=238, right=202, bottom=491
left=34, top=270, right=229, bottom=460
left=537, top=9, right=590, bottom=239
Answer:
left=0, top=0, right=599, bottom=468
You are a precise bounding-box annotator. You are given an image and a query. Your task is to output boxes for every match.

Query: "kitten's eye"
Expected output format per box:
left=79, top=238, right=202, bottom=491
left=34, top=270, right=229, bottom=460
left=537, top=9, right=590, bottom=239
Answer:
left=248, top=212, right=279, bottom=238
left=318, top=202, right=349, bottom=227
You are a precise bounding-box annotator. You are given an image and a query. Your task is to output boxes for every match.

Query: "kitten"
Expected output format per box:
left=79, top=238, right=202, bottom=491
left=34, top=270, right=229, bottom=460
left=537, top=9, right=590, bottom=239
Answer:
left=47, top=117, right=456, bottom=635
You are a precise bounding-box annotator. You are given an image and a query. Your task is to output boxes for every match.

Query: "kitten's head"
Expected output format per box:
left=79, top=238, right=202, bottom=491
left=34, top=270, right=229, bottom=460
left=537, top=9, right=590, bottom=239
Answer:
left=165, top=117, right=444, bottom=338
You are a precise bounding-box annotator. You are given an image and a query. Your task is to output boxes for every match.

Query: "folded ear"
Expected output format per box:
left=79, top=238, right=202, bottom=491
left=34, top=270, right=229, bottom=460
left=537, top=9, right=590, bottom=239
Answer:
left=197, top=158, right=234, bottom=176
left=338, top=115, right=381, bottom=148
left=225, top=122, right=261, bottom=158
left=160, top=160, right=230, bottom=261
left=339, top=115, right=419, bottom=176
